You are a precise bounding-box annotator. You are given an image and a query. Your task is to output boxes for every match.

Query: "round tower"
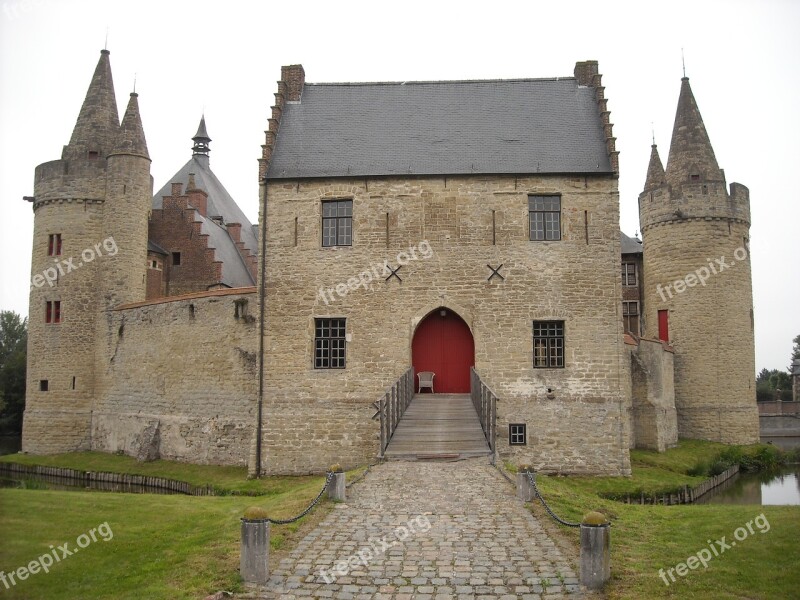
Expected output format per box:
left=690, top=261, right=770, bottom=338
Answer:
left=23, top=50, right=120, bottom=453
left=639, top=77, right=758, bottom=444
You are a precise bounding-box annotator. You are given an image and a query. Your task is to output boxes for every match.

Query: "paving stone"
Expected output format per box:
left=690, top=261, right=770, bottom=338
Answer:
left=244, top=459, right=582, bottom=599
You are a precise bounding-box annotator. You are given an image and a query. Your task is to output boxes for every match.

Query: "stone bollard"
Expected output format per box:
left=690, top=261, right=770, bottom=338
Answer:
left=327, top=464, right=346, bottom=501
left=516, top=465, right=535, bottom=502
left=240, top=507, right=270, bottom=585
left=580, top=511, right=611, bottom=590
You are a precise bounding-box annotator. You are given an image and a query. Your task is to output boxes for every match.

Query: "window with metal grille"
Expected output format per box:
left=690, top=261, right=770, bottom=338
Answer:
left=314, top=318, right=346, bottom=369
left=45, top=300, right=61, bottom=324
left=509, top=423, right=527, bottom=445
left=533, top=321, right=564, bottom=368
left=622, top=262, right=637, bottom=286
left=48, top=233, right=62, bottom=256
left=623, top=301, right=640, bottom=335
left=529, top=195, right=561, bottom=241
left=322, top=200, right=353, bottom=247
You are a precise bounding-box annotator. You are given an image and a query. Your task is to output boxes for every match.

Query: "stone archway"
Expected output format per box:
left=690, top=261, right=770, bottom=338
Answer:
left=411, top=307, right=475, bottom=393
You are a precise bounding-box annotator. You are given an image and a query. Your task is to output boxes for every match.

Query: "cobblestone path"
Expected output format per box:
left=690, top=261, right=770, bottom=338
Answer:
left=245, top=458, right=582, bottom=599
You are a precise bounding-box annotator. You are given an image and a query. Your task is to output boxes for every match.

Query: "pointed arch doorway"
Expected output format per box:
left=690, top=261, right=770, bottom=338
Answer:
left=412, top=308, right=475, bottom=393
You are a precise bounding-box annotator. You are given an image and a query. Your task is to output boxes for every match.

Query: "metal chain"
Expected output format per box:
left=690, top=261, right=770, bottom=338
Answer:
left=346, top=462, right=377, bottom=489
left=527, top=472, right=582, bottom=528
left=266, top=472, right=334, bottom=525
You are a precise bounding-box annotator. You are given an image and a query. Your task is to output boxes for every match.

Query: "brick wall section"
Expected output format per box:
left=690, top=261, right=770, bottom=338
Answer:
left=259, top=174, right=632, bottom=476
left=90, top=290, right=258, bottom=465
left=149, top=183, right=223, bottom=296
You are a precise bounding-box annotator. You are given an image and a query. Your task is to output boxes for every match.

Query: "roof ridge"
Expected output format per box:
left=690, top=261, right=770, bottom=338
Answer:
left=306, top=76, right=576, bottom=87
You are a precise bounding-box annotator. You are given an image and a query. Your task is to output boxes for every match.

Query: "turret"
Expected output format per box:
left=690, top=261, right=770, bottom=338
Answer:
left=638, top=76, right=758, bottom=444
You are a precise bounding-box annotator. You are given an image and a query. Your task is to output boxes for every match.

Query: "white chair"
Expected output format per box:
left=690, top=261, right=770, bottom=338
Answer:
left=417, top=371, right=435, bottom=393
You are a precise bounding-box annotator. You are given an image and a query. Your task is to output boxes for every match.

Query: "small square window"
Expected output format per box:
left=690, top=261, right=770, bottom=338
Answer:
left=529, top=195, right=561, bottom=241
left=172, top=252, right=181, bottom=266
left=40, top=380, right=49, bottom=392
left=314, top=318, right=346, bottom=369
left=509, top=423, right=527, bottom=446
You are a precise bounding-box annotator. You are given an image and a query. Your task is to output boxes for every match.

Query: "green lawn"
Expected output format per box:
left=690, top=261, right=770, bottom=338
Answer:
left=528, top=440, right=800, bottom=599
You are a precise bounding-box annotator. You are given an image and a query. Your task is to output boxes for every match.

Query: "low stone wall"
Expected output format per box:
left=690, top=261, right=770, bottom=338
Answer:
left=758, top=401, right=800, bottom=415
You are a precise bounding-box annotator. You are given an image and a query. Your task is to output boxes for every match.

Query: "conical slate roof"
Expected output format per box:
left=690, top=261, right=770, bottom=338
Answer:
left=665, top=78, right=724, bottom=188
left=65, top=49, right=119, bottom=159
left=110, top=93, right=150, bottom=159
left=643, top=144, right=666, bottom=191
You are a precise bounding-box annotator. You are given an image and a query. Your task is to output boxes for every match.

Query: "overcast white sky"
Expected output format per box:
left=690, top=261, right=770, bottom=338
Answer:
left=1, top=0, right=798, bottom=372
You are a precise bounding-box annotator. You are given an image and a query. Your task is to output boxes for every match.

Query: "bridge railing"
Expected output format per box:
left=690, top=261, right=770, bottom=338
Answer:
left=376, top=367, right=414, bottom=457
left=470, top=367, right=497, bottom=453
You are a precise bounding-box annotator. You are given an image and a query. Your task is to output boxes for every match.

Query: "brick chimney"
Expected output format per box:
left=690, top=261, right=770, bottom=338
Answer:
left=574, top=60, right=599, bottom=87
left=281, top=65, right=305, bottom=102
left=227, top=222, right=242, bottom=242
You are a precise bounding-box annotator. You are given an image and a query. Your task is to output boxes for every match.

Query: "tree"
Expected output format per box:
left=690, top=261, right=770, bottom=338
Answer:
left=0, top=311, right=27, bottom=435
left=792, top=334, right=800, bottom=364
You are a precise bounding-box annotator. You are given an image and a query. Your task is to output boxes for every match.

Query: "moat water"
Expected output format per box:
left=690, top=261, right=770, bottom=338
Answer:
left=696, top=465, right=800, bottom=505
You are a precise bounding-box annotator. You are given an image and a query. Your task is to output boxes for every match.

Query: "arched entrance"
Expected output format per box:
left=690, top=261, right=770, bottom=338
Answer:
left=412, top=308, right=474, bottom=393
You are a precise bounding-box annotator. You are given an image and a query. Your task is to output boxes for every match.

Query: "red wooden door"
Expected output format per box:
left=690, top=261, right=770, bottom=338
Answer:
left=412, top=309, right=474, bottom=393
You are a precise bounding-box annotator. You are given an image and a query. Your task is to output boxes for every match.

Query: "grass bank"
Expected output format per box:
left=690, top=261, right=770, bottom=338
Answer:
left=525, top=440, right=800, bottom=599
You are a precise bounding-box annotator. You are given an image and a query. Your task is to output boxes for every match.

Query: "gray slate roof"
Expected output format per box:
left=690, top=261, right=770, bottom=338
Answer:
left=621, top=231, right=643, bottom=254
left=268, top=78, right=613, bottom=179
left=153, top=154, right=256, bottom=289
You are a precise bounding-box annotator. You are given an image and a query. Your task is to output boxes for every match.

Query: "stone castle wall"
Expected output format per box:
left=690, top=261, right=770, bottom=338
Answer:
left=628, top=337, right=678, bottom=451
left=90, top=289, right=258, bottom=465
left=641, top=189, right=759, bottom=444
left=260, top=174, right=632, bottom=475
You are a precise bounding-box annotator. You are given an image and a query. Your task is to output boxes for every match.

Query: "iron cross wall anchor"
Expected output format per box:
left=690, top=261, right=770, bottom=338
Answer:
left=487, top=264, right=505, bottom=281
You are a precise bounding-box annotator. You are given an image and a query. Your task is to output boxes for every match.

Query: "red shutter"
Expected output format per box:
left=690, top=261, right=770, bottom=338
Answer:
left=658, top=310, right=669, bottom=343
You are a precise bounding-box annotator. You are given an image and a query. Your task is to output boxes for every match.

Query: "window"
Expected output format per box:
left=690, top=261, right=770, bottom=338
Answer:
left=322, top=200, right=353, bottom=247
left=622, top=262, right=637, bottom=286
left=529, top=195, right=561, bottom=241
left=509, top=423, right=527, bottom=446
left=658, top=310, right=669, bottom=343
left=48, top=234, right=62, bottom=256
left=314, top=318, right=346, bottom=369
left=623, top=301, right=640, bottom=335
left=45, top=300, right=61, bottom=324
left=39, top=380, right=49, bottom=392
left=533, top=321, right=564, bottom=368
left=172, top=252, right=181, bottom=266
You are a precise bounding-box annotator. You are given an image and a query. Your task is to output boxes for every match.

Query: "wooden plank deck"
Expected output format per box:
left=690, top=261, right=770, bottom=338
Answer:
left=384, top=393, right=492, bottom=459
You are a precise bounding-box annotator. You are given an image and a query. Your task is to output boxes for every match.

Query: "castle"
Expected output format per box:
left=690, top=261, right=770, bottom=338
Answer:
left=22, top=51, right=759, bottom=476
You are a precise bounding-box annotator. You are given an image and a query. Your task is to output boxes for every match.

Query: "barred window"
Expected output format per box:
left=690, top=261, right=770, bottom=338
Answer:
left=322, top=200, right=353, bottom=247
left=533, top=321, right=564, bottom=368
left=314, top=318, right=346, bottom=369
left=529, top=195, right=561, bottom=241
left=45, top=300, right=61, bottom=324
left=622, top=262, right=637, bottom=286
left=623, top=301, right=640, bottom=336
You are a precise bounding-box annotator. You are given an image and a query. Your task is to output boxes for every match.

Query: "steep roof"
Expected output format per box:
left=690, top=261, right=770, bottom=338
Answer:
left=65, top=49, right=119, bottom=160
left=268, top=77, right=613, bottom=179
left=110, top=93, right=149, bottom=160
left=153, top=154, right=258, bottom=257
left=643, top=144, right=666, bottom=191
left=621, top=231, right=643, bottom=254
left=665, top=77, right=724, bottom=187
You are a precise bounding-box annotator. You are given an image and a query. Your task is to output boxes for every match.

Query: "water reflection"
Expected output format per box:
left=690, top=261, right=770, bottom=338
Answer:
left=697, top=466, right=800, bottom=505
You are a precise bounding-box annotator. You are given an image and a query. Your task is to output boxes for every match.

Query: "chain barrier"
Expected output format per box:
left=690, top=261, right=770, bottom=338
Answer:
left=346, top=462, right=378, bottom=489
left=527, top=471, right=582, bottom=528
left=266, top=472, right=334, bottom=525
